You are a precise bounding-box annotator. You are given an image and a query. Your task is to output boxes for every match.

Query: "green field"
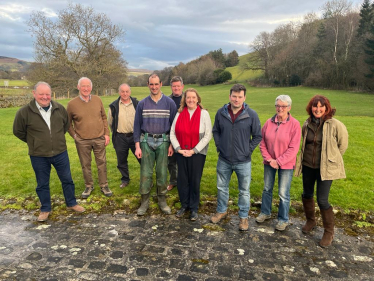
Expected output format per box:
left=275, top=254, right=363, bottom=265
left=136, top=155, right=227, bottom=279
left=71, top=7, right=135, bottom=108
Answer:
left=1, top=84, right=373, bottom=215
left=0, top=79, right=31, bottom=87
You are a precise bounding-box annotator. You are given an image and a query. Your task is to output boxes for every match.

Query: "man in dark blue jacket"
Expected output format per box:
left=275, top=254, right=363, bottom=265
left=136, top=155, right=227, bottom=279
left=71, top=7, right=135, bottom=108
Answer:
left=211, top=84, right=262, bottom=231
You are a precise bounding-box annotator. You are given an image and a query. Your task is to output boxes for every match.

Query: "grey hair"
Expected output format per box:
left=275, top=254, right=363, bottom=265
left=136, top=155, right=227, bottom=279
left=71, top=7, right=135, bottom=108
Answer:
left=170, top=76, right=183, bottom=85
left=275, top=95, right=292, bottom=106
left=118, top=83, right=131, bottom=92
left=78, top=77, right=92, bottom=87
left=34, top=81, right=52, bottom=92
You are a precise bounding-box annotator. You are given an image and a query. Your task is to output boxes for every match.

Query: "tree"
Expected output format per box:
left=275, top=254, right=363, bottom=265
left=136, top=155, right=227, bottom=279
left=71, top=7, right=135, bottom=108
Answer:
left=248, top=31, right=274, bottom=78
left=357, top=0, right=373, bottom=37
left=208, top=49, right=226, bottom=68
left=364, top=24, right=374, bottom=79
left=27, top=3, right=127, bottom=95
left=225, top=50, right=239, bottom=67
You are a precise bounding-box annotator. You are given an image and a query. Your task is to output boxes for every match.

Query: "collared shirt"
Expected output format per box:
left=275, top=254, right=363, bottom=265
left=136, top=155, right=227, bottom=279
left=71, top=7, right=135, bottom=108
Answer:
left=108, top=100, right=135, bottom=133
left=79, top=94, right=92, bottom=103
left=35, top=100, right=52, bottom=130
left=228, top=104, right=244, bottom=123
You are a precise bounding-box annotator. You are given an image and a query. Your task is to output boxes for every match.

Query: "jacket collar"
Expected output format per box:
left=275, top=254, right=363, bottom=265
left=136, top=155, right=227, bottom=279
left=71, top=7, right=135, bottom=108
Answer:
left=29, top=99, right=57, bottom=114
left=271, top=113, right=290, bottom=123
left=222, top=103, right=250, bottom=121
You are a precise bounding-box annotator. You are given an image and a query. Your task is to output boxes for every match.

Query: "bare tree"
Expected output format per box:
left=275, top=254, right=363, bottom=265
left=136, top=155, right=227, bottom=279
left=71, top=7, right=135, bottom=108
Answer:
left=248, top=32, right=274, bottom=78
left=27, top=3, right=127, bottom=95
left=322, top=0, right=353, bottom=65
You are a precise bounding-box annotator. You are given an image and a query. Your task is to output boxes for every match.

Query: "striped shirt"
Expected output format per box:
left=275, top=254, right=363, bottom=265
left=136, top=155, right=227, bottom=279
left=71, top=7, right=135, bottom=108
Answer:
left=134, top=94, right=177, bottom=143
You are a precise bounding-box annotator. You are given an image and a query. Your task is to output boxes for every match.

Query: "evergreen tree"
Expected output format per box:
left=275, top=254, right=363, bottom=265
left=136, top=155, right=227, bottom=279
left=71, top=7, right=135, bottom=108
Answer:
left=357, top=0, right=373, bottom=37
left=364, top=24, right=374, bottom=78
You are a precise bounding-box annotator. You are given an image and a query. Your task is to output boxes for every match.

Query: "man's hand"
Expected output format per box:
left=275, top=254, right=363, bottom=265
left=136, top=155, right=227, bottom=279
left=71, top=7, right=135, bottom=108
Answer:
left=135, top=142, right=142, bottom=159
left=104, top=135, right=110, bottom=146
left=168, top=144, right=174, bottom=156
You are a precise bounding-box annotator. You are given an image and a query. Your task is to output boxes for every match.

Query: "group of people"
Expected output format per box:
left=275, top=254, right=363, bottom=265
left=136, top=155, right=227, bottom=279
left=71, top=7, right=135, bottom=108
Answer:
left=13, top=73, right=348, bottom=248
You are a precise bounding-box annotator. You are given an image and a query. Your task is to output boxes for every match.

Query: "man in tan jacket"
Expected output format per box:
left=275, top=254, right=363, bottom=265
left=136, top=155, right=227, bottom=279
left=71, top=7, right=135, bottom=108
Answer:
left=67, top=77, right=112, bottom=198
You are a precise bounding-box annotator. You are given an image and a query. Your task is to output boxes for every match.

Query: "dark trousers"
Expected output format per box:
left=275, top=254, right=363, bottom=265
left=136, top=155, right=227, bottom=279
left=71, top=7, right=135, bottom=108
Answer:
left=114, top=133, right=140, bottom=183
left=302, top=165, right=332, bottom=210
left=168, top=153, right=178, bottom=185
left=30, top=150, right=77, bottom=212
left=176, top=153, right=206, bottom=212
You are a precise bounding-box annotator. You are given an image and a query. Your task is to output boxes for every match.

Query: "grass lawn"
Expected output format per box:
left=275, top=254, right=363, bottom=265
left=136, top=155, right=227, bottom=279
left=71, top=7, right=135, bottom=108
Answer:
left=1, top=84, right=373, bottom=217
left=0, top=79, right=31, bottom=87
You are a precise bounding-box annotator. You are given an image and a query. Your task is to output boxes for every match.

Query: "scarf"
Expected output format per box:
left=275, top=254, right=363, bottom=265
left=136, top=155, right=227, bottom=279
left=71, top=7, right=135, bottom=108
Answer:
left=175, top=106, right=201, bottom=150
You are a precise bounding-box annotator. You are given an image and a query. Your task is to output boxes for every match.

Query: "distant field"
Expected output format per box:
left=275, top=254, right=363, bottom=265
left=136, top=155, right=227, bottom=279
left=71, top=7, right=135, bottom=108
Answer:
left=1, top=84, right=373, bottom=213
left=0, top=88, right=30, bottom=96
left=128, top=70, right=152, bottom=77
left=226, top=53, right=263, bottom=83
left=0, top=79, right=30, bottom=87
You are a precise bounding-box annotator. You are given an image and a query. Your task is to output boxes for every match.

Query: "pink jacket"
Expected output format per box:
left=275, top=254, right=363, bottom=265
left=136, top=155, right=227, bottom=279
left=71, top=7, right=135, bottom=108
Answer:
left=260, top=113, right=301, bottom=169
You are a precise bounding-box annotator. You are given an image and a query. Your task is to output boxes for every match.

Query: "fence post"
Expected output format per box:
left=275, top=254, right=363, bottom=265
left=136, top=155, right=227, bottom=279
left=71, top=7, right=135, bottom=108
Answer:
left=68, top=90, right=69, bottom=99
left=53, top=92, right=56, bottom=99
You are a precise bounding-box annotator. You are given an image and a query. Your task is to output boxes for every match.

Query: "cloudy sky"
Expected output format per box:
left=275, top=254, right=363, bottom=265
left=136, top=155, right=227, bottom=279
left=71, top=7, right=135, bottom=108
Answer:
left=0, top=0, right=363, bottom=70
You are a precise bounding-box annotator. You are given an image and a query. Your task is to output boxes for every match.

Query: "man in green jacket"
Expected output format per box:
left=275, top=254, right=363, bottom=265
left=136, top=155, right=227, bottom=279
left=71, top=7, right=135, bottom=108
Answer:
left=13, top=82, right=85, bottom=222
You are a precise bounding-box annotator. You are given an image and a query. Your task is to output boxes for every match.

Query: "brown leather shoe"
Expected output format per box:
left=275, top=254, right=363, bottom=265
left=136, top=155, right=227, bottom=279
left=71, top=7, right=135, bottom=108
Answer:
left=239, top=218, right=249, bottom=231
left=167, top=184, right=175, bottom=191
left=120, top=182, right=129, bottom=188
left=37, top=212, right=50, bottom=222
left=210, top=212, right=228, bottom=224
left=67, top=205, right=85, bottom=213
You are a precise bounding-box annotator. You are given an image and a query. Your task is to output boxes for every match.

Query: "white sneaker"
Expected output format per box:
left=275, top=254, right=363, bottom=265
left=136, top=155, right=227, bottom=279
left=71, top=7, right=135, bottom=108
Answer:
left=275, top=221, right=289, bottom=231
left=255, top=213, right=271, bottom=223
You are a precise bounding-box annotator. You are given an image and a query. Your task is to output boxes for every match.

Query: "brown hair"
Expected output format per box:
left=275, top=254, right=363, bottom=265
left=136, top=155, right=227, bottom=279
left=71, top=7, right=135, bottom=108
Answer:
left=306, top=95, right=336, bottom=120
left=148, top=73, right=161, bottom=84
left=178, top=88, right=204, bottom=113
left=230, top=83, right=247, bottom=96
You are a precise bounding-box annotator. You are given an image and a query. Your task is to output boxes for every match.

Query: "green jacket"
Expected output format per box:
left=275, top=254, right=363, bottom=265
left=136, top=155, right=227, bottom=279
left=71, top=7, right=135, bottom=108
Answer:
left=295, top=117, right=348, bottom=181
left=13, top=99, right=69, bottom=157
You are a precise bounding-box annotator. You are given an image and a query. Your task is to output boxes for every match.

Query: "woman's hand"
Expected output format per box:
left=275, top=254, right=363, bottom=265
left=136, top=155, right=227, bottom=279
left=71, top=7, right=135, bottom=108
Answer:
left=268, top=159, right=279, bottom=169
left=179, top=149, right=194, bottom=157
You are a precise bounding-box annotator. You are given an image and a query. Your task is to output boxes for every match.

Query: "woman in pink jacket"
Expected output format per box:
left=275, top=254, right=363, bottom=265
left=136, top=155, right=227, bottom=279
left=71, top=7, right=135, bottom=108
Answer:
left=255, top=95, right=301, bottom=231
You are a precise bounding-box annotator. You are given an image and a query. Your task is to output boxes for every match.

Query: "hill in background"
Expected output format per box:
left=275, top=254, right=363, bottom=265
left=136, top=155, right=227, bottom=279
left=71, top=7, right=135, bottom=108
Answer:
left=0, top=56, right=32, bottom=72
left=226, top=53, right=263, bottom=83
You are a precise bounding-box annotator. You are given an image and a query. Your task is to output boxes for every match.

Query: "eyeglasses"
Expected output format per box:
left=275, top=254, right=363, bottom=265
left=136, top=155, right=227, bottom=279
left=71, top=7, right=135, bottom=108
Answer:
left=275, top=105, right=289, bottom=109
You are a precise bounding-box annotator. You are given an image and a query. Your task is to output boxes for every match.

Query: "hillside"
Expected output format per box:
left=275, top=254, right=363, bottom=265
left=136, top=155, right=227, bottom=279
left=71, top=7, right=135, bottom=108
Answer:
left=226, top=53, right=263, bottom=83
left=0, top=56, right=32, bottom=72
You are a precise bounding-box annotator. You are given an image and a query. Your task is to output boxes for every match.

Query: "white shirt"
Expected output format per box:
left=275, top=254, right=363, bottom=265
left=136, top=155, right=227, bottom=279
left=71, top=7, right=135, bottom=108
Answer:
left=35, top=100, right=52, bottom=131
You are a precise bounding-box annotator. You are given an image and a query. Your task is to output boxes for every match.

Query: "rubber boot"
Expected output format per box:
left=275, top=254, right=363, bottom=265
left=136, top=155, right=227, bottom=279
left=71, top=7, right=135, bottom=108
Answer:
left=158, top=195, right=171, bottom=215
left=137, top=193, right=150, bottom=216
left=302, top=197, right=317, bottom=234
left=319, top=206, right=334, bottom=248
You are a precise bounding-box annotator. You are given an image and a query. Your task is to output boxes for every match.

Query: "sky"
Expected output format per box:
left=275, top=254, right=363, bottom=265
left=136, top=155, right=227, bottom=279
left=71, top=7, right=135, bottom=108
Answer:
left=0, top=0, right=364, bottom=71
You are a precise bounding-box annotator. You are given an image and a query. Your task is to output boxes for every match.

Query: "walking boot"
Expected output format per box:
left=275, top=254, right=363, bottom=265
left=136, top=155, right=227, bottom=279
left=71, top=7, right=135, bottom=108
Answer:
left=302, top=197, right=316, bottom=234
left=157, top=195, right=171, bottom=215
left=319, top=206, right=334, bottom=248
left=137, top=193, right=150, bottom=216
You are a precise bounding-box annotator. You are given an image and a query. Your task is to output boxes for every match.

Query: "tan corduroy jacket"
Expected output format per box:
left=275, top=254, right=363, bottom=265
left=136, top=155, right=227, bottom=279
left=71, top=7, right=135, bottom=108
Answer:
left=295, top=117, right=348, bottom=181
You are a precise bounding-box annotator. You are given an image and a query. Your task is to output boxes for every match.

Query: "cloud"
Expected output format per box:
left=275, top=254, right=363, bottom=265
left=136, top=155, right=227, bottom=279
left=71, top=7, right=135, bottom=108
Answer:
left=0, top=0, right=364, bottom=70
left=0, top=4, right=30, bottom=21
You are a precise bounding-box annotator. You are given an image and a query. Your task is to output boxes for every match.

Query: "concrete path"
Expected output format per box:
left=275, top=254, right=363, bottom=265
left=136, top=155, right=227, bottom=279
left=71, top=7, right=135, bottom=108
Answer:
left=0, top=210, right=373, bottom=280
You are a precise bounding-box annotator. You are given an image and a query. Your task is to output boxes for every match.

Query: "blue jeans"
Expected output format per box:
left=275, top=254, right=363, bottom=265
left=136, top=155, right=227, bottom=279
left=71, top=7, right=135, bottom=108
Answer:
left=216, top=158, right=251, bottom=218
left=30, top=150, right=77, bottom=212
left=260, top=165, right=293, bottom=223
